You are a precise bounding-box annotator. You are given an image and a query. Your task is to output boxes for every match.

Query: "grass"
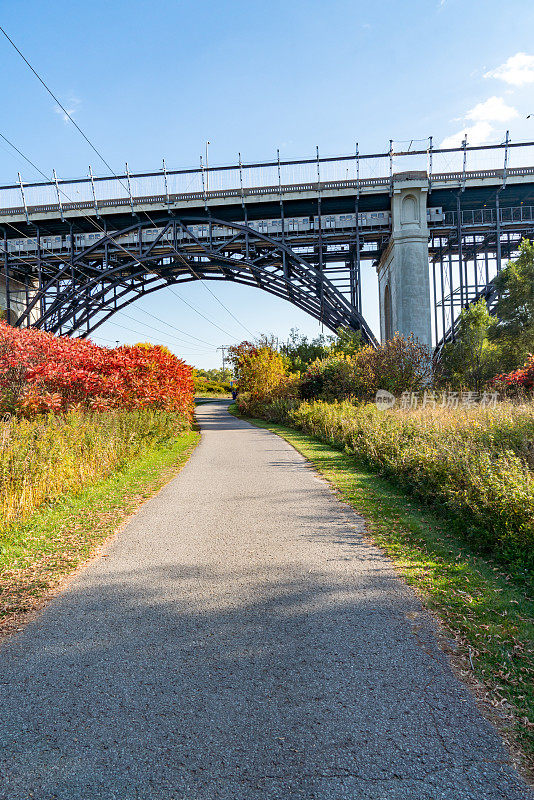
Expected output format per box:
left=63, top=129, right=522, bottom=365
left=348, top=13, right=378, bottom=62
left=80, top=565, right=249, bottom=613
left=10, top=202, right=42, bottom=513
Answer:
left=230, top=404, right=534, bottom=772
left=0, top=427, right=199, bottom=636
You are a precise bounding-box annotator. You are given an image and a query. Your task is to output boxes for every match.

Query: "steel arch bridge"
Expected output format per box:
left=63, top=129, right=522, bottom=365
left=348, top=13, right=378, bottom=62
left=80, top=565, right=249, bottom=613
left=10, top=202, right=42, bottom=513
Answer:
left=2, top=139, right=534, bottom=350
left=11, top=216, right=377, bottom=344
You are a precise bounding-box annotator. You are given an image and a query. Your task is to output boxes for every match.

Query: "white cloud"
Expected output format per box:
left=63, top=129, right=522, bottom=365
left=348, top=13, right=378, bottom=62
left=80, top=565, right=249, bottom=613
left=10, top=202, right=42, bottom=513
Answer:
left=484, top=52, right=534, bottom=86
left=465, top=96, right=519, bottom=123
left=54, top=96, right=81, bottom=124
left=440, top=96, right=518, bottom=148
left=441, top=121, right=493, bottom=149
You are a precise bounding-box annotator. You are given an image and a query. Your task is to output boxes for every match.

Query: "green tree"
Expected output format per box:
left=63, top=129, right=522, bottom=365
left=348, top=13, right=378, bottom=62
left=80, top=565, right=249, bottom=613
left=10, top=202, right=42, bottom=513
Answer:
left=440, top=300, right=500, bottom=391
left=280, top=326, right=364, bottom=373
left=194, top=367, right=232, bottom=382
left=280, top=328, right=330, bottom=373
left=490, top=239, right=534, bottom=369
left=329, top=326, right=364, bottom=358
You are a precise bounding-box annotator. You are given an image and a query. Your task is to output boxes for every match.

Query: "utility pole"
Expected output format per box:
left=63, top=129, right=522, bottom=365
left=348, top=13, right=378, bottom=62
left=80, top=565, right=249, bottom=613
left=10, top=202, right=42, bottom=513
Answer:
left=217, top=345, right=228, bottom=378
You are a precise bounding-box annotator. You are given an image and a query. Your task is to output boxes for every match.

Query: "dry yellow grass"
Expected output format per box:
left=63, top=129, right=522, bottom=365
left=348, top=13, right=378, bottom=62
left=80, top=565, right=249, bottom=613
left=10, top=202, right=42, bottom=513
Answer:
left=0, top=410, right=188, bottom=535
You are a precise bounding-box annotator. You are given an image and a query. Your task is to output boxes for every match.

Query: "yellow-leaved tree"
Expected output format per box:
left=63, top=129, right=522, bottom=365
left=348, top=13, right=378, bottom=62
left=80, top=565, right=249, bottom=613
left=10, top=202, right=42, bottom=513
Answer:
left=228, top=338, right=293, bottom=415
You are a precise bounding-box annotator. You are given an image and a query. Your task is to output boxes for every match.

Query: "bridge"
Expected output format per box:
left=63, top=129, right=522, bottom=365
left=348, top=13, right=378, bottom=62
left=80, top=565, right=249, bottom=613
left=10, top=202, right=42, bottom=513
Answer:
left=1, top=138, right=533, bottom=348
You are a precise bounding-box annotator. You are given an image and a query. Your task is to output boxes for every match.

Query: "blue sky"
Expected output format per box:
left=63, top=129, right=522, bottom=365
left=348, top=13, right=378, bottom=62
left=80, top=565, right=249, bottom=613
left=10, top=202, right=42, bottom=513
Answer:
left=2, top=0, right=534, bottom=367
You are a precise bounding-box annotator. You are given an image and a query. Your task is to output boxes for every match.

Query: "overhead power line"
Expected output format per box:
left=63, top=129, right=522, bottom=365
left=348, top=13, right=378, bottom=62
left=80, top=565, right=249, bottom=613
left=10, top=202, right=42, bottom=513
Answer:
left=0, top=132, right=47, bottom=180
left=103, top=319, right=216, bottom=353
left=195, top=280, right=256, bottom=338
left=0, top=26, right=257, bottom=340
left=0, top=26, right=118, bottom=178
left=116, top=309, right=217, bottom=350
left=129, top=305, right=218, bottom=346
left=89, top=328, right=215, bottom=355
left=0, top=131, right=242, bottom=342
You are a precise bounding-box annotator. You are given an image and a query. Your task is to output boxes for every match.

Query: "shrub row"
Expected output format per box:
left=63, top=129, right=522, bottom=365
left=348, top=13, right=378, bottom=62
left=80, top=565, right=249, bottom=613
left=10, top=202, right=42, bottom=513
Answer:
left=0, top=322, right=194, bottom=417
left=0, top=410, right=190, bottom=535
left=254, top=398, right=534, bottom=574
left=194, top=377, right=232, bottom=394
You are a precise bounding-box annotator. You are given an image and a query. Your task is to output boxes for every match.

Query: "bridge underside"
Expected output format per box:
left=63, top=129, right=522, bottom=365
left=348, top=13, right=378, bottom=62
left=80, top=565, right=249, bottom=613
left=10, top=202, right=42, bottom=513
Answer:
left=4, top=217, right=377, bottom=343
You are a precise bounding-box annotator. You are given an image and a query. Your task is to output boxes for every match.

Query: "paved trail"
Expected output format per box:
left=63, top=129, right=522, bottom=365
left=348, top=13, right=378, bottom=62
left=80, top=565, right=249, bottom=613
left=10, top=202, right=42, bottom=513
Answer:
left=0, top=402, right=531, bottom=800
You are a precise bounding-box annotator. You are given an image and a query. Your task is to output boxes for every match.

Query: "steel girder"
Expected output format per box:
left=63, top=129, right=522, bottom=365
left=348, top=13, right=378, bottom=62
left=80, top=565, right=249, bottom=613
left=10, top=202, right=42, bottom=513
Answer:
left=10, top=217, right=377, bottom=345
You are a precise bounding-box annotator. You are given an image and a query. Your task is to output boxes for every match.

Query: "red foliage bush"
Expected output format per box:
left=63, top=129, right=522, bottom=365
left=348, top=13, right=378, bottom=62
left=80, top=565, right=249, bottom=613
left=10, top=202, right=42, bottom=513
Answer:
left=493, top=353, right=534, bottom=392
left=0, top=321, right=194, bottom=417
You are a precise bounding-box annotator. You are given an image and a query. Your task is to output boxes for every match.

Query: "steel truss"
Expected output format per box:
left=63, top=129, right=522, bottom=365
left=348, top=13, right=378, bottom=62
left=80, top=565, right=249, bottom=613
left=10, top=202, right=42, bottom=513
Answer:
left=4, top=217, right=377, bottom=344
left=430, top=204, right=534, bottom=349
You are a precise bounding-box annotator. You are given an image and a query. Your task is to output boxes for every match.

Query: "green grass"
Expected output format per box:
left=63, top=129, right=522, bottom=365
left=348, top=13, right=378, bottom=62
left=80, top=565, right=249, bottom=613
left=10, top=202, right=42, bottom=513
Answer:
left=0, top=428, right=199, bottom=632
left=229, top=404, right=534, bottom=769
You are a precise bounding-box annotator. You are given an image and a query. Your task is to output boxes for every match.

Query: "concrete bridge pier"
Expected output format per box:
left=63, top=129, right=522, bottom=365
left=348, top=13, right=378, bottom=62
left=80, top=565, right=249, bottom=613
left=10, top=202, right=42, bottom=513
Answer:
left=0, top=274, right=36, bottom=326
left=376, top=175, right=432, bottom=347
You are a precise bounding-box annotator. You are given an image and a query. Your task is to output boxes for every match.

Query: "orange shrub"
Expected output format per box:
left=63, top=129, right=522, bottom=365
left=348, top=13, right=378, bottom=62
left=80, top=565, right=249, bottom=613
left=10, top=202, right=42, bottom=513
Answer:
left=493, top=353, right=534, bottom=393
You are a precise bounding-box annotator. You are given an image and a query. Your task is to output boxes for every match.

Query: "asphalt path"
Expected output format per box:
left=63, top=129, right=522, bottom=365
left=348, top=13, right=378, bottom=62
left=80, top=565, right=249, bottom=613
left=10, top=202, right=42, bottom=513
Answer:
left=0, top=401, right=531, bottom=799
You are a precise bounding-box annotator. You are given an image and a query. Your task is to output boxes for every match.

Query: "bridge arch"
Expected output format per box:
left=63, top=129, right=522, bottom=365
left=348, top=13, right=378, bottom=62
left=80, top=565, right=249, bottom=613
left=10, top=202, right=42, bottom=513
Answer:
left=13, top=217, right=377, bottom=345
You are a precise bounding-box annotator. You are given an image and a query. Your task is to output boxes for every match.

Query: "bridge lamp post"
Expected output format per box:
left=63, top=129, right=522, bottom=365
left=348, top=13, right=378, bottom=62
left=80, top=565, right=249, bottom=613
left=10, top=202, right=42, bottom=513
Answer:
left=206, top=141, right=210, bottom=195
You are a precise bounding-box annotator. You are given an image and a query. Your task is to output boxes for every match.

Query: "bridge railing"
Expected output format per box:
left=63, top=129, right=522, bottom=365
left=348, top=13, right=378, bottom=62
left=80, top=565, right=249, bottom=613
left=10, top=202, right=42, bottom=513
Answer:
left=0, top=140, right=533, bottom=218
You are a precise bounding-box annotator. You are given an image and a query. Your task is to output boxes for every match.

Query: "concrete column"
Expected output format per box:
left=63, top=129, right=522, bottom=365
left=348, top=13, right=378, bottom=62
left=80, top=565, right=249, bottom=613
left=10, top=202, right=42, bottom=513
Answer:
left=376, top=174, right=432, bottom=347
left=0, top=275, right=37, bottom=326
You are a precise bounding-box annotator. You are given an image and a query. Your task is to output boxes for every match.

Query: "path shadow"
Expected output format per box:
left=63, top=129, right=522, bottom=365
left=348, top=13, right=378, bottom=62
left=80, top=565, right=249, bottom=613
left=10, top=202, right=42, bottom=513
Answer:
left=0, top=560, right=527, bottom=800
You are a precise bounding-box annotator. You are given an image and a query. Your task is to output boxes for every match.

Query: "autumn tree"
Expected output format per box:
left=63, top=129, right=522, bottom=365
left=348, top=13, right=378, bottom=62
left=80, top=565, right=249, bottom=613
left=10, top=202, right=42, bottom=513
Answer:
left=228, top=339, right=291, bottom=414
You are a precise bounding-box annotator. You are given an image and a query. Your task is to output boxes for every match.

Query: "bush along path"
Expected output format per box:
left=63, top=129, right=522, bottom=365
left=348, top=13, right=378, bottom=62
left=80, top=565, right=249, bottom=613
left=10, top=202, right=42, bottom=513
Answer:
left=0, top=320, right=194, bottom=415
left=229, top=403, right=534, bottom=777
left=0, top=401, right=531, bottom=800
